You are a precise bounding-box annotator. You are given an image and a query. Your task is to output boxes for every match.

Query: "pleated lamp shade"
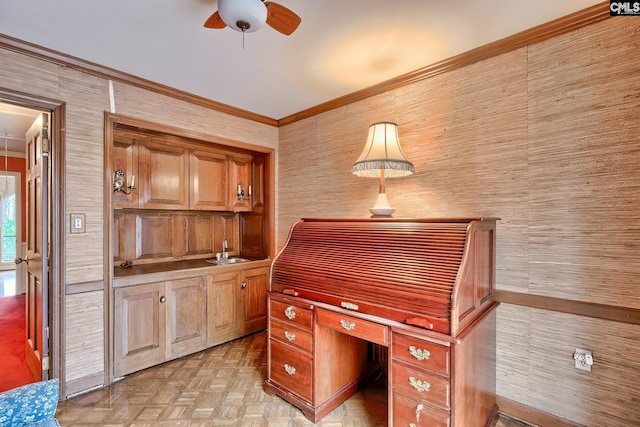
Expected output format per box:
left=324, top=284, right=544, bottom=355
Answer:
left=351, top=122, right=414, bottom=216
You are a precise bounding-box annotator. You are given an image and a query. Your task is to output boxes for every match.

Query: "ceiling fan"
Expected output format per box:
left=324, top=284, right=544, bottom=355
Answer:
left=204, top=0, right=301, bottom=36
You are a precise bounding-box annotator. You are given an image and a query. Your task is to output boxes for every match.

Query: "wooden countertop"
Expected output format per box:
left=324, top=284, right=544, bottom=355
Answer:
left=113, top=257, right=272, bottom=287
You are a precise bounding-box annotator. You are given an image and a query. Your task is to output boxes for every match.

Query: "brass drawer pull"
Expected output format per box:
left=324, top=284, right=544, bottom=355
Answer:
left=284, top=331, right=296, bottom=341
left=409, top=376, right=430, bottom=392
left=284, top=306, right=296, bottom=320
left=340, top=319, right=356, bottom=331
left=283, top=363, right=296, bottom=375
left=408, top=345, right=431, bottom=361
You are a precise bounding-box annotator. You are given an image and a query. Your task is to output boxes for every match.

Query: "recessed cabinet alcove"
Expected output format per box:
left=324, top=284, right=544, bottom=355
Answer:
left=106, top=113, right=273, bottom=379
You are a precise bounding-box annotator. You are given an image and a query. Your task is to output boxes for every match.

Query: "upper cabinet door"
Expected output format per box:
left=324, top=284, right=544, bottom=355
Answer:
left=229, top=154, right=253, bottom=212
left=190, top=150, right=228, bottom=211
left=139, top=141, right=189, bottom=210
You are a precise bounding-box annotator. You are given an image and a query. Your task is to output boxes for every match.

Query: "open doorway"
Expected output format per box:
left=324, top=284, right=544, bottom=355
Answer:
left=0, top=170, right=22, bottom=299
left=0, top=172, right=21, bottom=273
left=0, top=95, right=62, bottom=392
left=0, top=103, right=33, bottom=390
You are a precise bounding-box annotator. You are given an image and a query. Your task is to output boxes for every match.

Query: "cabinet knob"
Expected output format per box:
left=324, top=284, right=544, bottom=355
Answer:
left=160, top=296, right=166, bottom=303
left=284, top=331, right=296, bottom=341
left=241, top=282, right=248, bottom=289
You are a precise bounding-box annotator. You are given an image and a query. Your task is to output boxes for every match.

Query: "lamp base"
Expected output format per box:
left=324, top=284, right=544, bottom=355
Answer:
left=369, top=192, right=395, bottom=217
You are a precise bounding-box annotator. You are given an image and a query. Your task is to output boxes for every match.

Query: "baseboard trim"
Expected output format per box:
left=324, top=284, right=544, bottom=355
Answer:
left=497, top=396, right=584, bottom=427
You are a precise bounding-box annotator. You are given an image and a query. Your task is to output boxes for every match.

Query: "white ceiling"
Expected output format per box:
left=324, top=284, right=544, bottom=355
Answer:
left=1, top=0, right=602, bottom=145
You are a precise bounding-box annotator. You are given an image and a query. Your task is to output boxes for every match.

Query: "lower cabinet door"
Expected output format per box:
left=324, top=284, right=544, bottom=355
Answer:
left=166, top=276, right=207, bottom=359
left=114, top=282, right=166, bottom=377
left=114, top=277, right=207, bottom=377
left=269, top=339, right=313, bottom=402
left=207, top=272, right=239, bottom=347
left=393, top=392, right=450, bottom=427
left=238, top=267, right=270, bottom=335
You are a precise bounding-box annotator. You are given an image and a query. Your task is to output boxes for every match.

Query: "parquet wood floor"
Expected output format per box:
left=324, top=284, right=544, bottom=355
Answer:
left=55, top=331, right=531, bottom=426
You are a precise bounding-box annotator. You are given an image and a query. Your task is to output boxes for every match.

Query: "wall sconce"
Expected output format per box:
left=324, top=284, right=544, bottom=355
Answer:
left=237, top=183, right=253, bottom=200
left=351, top=122, right=414, bottom=217
left=113, top=169, right=136, bottom=195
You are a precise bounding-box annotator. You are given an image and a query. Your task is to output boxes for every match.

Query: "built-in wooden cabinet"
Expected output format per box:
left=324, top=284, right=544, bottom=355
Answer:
left=114, top=265, right=268, bottom=377
left=111, top=130, right=256, bottom=213
left=114, top=276, right=207, bottom=377
left=109, top=121, right=272, bottom=382
left=207, top=266, right=269, bottom=347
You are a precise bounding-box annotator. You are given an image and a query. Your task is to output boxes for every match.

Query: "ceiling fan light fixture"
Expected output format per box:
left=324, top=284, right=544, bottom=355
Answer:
left=218, top=0, right=268, bottom=33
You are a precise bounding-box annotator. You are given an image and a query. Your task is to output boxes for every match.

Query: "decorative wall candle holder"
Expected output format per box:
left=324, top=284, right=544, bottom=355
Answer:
left=113, top=169, right=136, bottom=195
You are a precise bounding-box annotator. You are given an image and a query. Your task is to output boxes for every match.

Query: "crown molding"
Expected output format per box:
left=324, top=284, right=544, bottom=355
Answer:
left=0, top=2, right=610, bottom=128
left=0, top=34, right=278, bottom=127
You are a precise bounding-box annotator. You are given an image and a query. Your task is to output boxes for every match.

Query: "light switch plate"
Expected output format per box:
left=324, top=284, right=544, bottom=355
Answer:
left=70, top=213, right=86, bottom=234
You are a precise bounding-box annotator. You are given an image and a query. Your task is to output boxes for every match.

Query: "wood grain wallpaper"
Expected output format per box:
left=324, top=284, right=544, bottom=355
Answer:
left=277, top=18, right=639, bottom=425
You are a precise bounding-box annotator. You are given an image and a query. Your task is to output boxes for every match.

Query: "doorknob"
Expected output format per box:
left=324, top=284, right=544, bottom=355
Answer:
left=15, top=250, right=34, bottom=265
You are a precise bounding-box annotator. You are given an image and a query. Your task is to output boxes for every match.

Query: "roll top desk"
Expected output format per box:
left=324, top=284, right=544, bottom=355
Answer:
left=264, top=218, right=499, bottom=426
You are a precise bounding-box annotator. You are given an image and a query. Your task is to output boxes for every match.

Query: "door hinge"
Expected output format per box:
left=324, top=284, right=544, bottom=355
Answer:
left=42, top=137, right=50, bottom=153
left=43, top=356, right=50, bottom=371
left=45, top=326, right=50, bottom=340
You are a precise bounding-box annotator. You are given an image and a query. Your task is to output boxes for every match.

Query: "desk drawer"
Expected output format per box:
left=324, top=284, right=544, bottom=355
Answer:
left=316, top=308, right=388, bottom=346
left=269, top=339, right=313, bottom=402
left=393, top=391, right=450, bottom=427
left=392, top=362, right=450, bottom=410
left=270, top=318, right=313, bottom=352
left=270, top=299, right=313, bottom=330
left=392, top=332, right=450, bottom=377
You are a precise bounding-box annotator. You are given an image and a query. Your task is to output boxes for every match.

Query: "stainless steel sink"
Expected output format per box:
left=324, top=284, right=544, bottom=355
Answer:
left=224, top=257, right=250, bottom=264
left=206, top=257, right=251, bottom=265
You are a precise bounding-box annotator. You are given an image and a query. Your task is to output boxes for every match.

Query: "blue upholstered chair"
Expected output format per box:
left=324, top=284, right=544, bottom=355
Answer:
left=0, top=380, right=60, bottom=426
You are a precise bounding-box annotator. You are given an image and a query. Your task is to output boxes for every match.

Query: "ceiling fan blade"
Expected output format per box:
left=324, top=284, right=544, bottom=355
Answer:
left=204, top=11, right=226, bottom=29
left=264, top=2, right=301, bottom=35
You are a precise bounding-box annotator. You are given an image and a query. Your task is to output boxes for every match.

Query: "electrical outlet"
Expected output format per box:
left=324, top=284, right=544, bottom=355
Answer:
left=573, top=348, right=593, bottom=372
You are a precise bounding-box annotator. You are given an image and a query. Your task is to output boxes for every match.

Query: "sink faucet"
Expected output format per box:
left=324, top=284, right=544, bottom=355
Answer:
left=222, top=239, right=228, bottom=259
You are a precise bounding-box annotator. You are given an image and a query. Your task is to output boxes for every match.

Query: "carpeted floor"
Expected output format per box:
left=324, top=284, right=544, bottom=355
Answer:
left=0, top=294, right=34, bottom=392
